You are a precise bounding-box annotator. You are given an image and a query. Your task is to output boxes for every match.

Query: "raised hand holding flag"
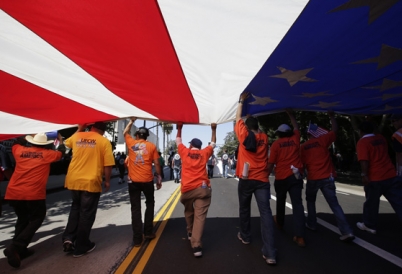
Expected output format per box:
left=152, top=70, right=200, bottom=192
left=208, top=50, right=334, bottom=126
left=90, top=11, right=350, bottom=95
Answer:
left=307, top=122, right=328, bottom=138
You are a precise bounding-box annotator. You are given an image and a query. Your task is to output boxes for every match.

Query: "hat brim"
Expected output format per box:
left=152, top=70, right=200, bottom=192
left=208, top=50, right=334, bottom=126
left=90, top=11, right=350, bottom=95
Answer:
left=25, top=135, right=54, bottom=145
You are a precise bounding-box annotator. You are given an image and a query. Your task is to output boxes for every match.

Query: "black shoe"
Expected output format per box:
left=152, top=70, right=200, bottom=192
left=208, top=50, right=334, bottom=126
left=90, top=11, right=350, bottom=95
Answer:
left=73, top=242, right=96, bottom=258
left=193, top=246, right=203, bottom=257
left=144, top=233, right=156, bottom=240
left=20, top=248, right=35, bottom=260
left=63, top=240, right=75, bottom=253
left=3, top=246, right=21, bottom=268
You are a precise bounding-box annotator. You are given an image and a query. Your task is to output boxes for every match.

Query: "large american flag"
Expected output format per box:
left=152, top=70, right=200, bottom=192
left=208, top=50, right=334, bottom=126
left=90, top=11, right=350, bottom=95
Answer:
left=1, top=0, right=402, bottom=141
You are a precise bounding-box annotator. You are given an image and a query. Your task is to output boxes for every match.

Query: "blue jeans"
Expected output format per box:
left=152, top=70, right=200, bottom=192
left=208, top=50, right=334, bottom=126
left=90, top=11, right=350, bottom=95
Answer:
left=128, top=181, right=155, bottom=243
left=363, top=177, right=402, bottom=229
left=63, top=190, right=100, bottom=253
left=274, top=175, right=305, bottom=237
left=306, top=178, right=352, bottom=235
left=222, top=164, right=228, bottom=178
left=173, top=167, right=181, bottom=180
left=238, top=179, right=276, bottom=260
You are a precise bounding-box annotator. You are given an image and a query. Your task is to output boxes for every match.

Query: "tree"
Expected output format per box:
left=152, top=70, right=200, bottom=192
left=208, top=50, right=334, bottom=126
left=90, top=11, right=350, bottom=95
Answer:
left=219, top=131, right=239, bottom=157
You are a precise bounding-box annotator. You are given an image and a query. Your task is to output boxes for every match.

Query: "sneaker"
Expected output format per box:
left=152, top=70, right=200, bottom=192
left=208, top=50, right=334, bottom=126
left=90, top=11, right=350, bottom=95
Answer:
left=20, top=248, right=35, bottom=260
left=305, top=223, right=317, bottom=231
left=187, top=232, right=192, bottom=240
left=63, top=240, right=75, bottom=253
left=144, top=233, right=156, bottom=240
left=237, top=232, right=250, bottom=245
left=293, top=236, right=306, bottom=247
left=339, top=233, right=355, bottom=242
left=193, top=246, right=202, bottom=257
left=263, top=255, right=277, bottom=266
left=3, top=246, right=21, bottom=268
left=356, top=222, right=376, bottom=234
left=73, top=242, right=96, bottom=258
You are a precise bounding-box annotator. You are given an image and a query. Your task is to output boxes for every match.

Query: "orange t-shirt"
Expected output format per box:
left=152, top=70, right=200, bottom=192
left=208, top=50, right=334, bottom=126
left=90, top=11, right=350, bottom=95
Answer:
left=5, top=144, right=62, bottom=200
left=125, top=135, right=159, bottom=182
left=300, top=131, right=337, bottom=180
left=357, top=134, right=395, bottom=181
left=234, top=120, right=269, bottom=182
left=178, top=142, right=213, bottom=193
left=269, top=130, right=302, bottom=180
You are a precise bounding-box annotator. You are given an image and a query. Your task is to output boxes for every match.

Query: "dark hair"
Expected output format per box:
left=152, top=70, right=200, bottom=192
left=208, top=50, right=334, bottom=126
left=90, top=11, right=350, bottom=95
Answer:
left=276, top=131, right=294, bottom=138
left=137, top=127, right=149, bottom=140
left=358, top=121, right=375, bottom=134
left=245, top=116, right=259, bottom=131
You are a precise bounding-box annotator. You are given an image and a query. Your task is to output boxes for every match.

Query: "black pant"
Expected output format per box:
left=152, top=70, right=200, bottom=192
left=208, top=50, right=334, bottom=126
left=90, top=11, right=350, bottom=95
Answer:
left=128, top=182, right=155, bottom=242
left=118, top=165, right=126, bottom=180
left=63, top=190, right=101, bottom=253
left=9, top=200, right=46, bottom=254
left=207, top=165, right=214, bottom=178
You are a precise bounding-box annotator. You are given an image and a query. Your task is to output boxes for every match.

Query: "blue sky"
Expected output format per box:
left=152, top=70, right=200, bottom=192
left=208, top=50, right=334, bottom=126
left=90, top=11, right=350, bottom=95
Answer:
left=134, top=120, right=235, bottom=152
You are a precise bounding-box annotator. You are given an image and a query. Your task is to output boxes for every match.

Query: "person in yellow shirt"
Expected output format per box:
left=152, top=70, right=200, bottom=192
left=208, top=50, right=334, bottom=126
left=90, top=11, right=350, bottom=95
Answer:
left=175, top=122, right=216, bottom=257
left=62, top=122, right=115, bottom=258
left=124, top=118, right=162, bottom=247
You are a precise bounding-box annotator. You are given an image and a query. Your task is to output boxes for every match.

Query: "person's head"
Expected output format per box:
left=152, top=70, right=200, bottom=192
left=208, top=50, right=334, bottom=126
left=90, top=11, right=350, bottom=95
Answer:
left=245, top=116, right=259, bottom=131
left=137, top=127, right=149, bottom=140
left=189, top=138, right=202, bottom=149
left=275, top=124, right=293, bottom=138
left=25, top=132, right=54, bottom=148
left=358, top=121, right=375, bottom=137
left=91, top=122, right=106, bottom=135
left=391, top=113, right=402, bottom=130
left=158, top=151, right=162, bottom=156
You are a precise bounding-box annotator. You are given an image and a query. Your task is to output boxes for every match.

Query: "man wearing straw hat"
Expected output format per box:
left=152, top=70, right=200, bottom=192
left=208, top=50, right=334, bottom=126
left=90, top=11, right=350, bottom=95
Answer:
left=3, top=133, right=64, bottom=268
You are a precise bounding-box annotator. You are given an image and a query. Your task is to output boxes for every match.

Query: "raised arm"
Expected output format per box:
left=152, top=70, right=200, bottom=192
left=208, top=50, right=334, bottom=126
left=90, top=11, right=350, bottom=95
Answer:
left=328, top=111, right=338, bottom=133
left=286, top=109, right=299, bottom=131
left=123, top=117, right=137, bottom=136
left=236, top=92, right=250, bottom=123
left=211, top=123, right=217, bottom=143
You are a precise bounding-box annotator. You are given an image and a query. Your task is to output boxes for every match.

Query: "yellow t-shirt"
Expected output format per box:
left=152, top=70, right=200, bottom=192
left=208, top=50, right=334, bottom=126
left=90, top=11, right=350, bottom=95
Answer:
left=64, top=131, right=115, bottom=192
left=125, top=135, right=159, bottom=182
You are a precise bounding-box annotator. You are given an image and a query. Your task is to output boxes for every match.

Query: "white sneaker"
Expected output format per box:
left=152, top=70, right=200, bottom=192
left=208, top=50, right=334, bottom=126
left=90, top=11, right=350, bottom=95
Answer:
left=356, top=222, right=376, bottom=234
left=237, top=232, right=250, bottom=245
left=339, top=233, right=355, bottom=242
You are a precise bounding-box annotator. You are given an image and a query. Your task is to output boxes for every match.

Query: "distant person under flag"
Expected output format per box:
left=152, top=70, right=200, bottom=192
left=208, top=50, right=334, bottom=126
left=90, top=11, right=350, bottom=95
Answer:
left=307, top=122, right=328, bottom=138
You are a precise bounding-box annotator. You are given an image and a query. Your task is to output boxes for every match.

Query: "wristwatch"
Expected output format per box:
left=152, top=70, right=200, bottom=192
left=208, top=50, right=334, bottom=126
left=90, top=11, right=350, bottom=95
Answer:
left=238, top=100, right=244, bottom=104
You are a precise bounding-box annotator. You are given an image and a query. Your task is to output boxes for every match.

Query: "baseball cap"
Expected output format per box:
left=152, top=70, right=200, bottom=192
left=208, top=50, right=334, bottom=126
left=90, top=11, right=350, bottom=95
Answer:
left=189, top=138, right=202, bottom=149
left=275, top=124, right=291, bottom=133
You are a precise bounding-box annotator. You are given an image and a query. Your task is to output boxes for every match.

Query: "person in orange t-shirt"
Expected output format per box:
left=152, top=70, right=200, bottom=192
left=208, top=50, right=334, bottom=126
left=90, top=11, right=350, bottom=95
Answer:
left=235, top=92, right=276, bottom=265
left=356, top=121, right=402, bottom=234
left=4, top=133, right=63, bottom=269
left=124, top=117, right=162, bottom=247
left=267, top=109, right=306, bottom=248
left=175, top=122, right=216, bottom=258
left=300, top=111, right=354, bottom=242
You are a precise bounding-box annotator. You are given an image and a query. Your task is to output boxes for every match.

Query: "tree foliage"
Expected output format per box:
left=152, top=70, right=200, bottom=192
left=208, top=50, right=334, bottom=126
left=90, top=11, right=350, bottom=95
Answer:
left=222, top=111, right=396, bottom=172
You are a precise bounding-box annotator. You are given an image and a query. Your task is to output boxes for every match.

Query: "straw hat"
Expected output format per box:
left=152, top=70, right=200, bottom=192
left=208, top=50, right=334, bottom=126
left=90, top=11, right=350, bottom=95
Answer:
left=25, top=133, right=54, bottom=145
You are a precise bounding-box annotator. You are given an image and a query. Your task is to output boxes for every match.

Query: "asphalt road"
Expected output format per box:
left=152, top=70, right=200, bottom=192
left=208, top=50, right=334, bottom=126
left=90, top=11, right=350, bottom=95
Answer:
left=1, top=174, right=402, bottom=274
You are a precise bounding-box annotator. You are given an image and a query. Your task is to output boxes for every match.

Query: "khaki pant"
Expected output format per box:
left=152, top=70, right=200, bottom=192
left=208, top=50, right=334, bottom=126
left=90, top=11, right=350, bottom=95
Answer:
left=180, top=187, right=212, bottom=248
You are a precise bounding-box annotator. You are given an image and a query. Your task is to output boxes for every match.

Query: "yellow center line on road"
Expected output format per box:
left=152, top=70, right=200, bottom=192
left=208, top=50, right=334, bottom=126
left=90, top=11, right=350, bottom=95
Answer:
left=114, top=185, right=182, bottom=274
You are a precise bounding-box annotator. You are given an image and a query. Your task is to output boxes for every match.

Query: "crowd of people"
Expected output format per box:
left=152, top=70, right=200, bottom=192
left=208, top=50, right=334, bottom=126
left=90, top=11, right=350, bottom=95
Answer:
left=2, top=98, right=402, bottom=268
